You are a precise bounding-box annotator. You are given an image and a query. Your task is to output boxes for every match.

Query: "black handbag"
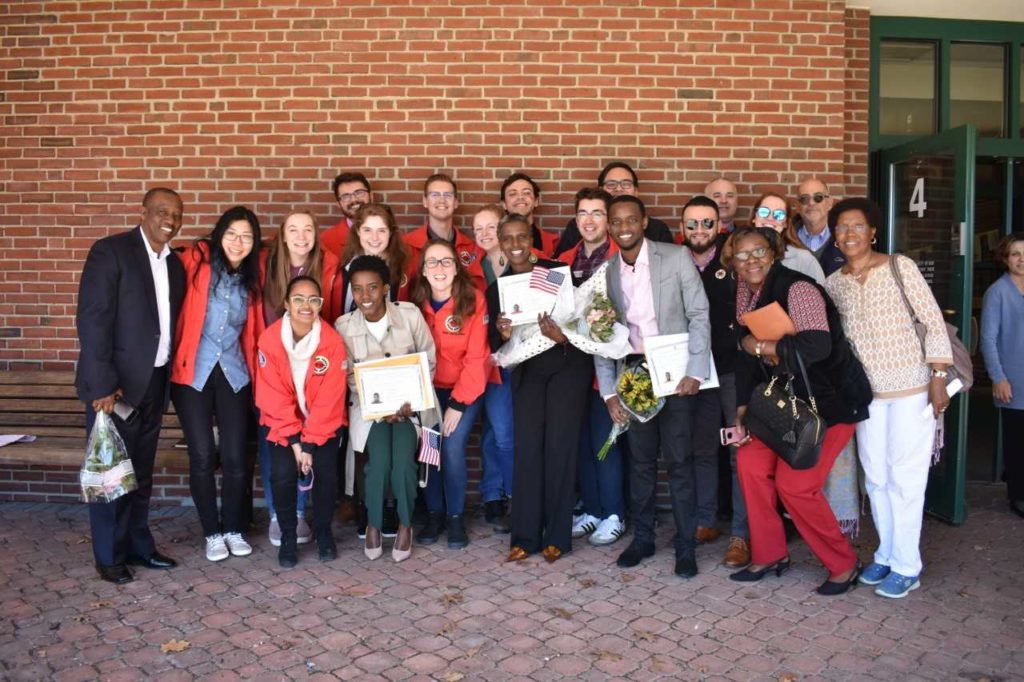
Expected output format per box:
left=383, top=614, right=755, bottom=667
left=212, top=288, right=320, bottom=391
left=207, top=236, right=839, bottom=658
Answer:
left=744, top=350, right=825, bottom=470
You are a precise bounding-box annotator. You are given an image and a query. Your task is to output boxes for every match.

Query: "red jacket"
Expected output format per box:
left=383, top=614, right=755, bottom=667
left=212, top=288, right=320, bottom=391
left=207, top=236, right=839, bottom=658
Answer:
left=255, top=319, right=349, bottom=448
left=171, top=242, right=261, bottom=387
left=256, top=246, right=344, bottom=335
left=320, top=217, right=351, bottom=261
left=403, top=223, right=478, bottom=271
left=533, top=224, right=559, bottom=258
left=420, top=291, right=490, bottom=408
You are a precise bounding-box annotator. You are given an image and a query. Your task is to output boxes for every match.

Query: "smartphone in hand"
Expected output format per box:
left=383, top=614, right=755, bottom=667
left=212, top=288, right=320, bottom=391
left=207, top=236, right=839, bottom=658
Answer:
left=720, top=426, right=746, bottom=446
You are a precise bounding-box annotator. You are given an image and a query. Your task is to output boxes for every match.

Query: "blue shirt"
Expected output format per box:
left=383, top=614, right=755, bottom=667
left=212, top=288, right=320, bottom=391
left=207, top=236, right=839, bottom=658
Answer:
left=798, top=224, right=831, bottom=253
left=191, top=268, right=250, bottom=393
left=980, top=273, right=1024, bottom=409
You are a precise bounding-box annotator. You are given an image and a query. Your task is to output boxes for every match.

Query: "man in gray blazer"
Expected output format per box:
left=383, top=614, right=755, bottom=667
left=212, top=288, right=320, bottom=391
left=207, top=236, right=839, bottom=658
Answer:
left=595, top=195, right=711, bottom=578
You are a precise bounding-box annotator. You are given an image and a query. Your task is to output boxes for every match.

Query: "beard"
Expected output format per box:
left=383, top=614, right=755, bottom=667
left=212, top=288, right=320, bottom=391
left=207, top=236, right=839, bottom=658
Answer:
left=685, top=239, right=715, bottom=255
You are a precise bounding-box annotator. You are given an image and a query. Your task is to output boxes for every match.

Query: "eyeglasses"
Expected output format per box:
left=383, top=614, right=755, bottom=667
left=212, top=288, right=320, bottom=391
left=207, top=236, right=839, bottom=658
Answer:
left=576, top=209, right=607, bottom=221
left=609, top=216, right=643, bottom=227
left=338, top=188, right=369, bottom=203
left=755, top=207, right=787, bottom=222
left=834, top=223, right=870, bottom=235
left=603, top=179, right=635, bottom=192
left=427, top=191, right=455, bottom=202
left=424, top=257, right=456, bottom=269
left=732, top=246, right=769, bottom=262
left=223, top=231, right=255, bottom=244
left=288, top=295, right=324, bottom=308
left=684, top=218, right=717, bottom=231
left=797, top=192, right=829, bottom=206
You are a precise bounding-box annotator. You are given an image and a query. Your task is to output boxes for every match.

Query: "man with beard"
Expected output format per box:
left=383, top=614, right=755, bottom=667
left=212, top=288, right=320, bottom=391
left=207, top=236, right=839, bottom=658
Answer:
left=321, top=172, right=373, bottom=259
left=680, top=195, right=749, bottom=569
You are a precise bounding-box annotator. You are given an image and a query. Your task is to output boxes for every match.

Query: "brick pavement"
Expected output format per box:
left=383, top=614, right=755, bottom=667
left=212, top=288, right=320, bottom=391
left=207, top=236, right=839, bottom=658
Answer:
left=1, top=483, right=1022, bottom=681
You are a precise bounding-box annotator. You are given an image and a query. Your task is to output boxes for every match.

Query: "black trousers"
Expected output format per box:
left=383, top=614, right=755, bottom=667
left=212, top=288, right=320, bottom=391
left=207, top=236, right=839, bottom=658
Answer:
left=88, top=366, right=167, bottom=567
left=626, top=393, right=698, bottom=554
left=270, top=432, right=340, bottom=541
left=510, top=345, right=592, bottom=554
left=170, top=365, right=253, bottom=537
left=1003, top=407, right=1024, bottom=502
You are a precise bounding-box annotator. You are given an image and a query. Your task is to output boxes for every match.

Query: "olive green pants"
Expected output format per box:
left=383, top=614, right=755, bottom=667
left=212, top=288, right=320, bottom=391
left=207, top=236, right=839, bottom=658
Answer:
left=364, top=420, right=418, bottom=529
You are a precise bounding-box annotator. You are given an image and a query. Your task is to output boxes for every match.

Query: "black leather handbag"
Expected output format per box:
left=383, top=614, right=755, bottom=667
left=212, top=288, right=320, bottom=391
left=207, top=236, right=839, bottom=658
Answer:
left=744, top=351, right=825, bottom=470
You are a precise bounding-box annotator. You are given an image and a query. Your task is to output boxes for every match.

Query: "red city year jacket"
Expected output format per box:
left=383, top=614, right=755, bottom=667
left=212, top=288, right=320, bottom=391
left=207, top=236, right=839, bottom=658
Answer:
left=403, top=223, right=478, bottom=271
left=171, top=242, right=261, bottom=387
left=420, top=290, right=490, bottom=408
left=255, top=319, right=349, bottom=447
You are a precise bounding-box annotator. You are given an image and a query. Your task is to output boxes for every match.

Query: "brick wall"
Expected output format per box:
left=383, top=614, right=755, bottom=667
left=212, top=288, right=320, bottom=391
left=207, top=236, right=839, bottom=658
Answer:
left=0, top=0, right=869, bottom=368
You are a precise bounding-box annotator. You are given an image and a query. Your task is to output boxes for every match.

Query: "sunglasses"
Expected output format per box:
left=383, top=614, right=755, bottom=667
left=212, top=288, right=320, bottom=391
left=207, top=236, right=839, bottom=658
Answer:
left=288, top=295, right=324, bottom=308
left=733, top=246, right=769, bottom=262
left=797, top=192, right=829, bottom=206
left=683, top=218, right=717, bottom=231
left=755, top=207, right=787, bottom=222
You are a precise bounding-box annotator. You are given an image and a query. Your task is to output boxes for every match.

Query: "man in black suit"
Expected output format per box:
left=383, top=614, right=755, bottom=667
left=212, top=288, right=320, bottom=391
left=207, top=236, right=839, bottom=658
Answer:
left=76, top=188, right=186, bottom=584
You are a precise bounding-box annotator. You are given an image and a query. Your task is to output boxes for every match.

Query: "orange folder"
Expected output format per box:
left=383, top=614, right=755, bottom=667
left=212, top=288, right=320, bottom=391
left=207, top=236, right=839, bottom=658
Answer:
left=740, top=302, right=797, bottom=341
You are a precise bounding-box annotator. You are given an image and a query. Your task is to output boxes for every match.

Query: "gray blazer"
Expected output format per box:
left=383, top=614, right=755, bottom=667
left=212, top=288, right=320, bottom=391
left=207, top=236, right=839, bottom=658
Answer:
left=595, top=240, right=712, bottom=397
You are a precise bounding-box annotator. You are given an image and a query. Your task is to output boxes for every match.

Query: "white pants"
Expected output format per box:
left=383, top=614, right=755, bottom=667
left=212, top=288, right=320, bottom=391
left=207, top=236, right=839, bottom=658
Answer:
left=856, top=391, right=935, bottom=577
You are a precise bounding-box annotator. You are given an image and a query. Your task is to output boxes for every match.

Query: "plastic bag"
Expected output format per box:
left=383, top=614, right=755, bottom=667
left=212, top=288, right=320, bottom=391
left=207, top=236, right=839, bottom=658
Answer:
left=80, top=411, right=137, bottom=503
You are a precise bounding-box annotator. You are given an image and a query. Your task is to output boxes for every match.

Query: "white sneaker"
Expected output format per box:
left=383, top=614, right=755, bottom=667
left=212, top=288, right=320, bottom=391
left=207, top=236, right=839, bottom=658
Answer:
left=223, top=532, right=253, bottom=557
left=589, top=514, right=625, bottom=546
left=205, top=534, right=229, bottom=562
left=571, top=513, right=600, bottom=539
left=296, top=515, right=312, bottom=544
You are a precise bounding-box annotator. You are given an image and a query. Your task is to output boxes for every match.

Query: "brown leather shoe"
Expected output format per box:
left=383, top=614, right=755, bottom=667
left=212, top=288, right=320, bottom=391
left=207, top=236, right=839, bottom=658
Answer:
left=541, top=545, right=562, bottom=563
left=505, top=546, right=529, bottom=563
left=722, top=536, right=750, bottom=568
left=695, top=526, right=722, bottom=544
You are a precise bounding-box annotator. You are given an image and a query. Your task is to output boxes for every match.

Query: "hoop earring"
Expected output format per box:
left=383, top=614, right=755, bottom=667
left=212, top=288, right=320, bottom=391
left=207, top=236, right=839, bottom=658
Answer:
left=528, top=252, right=538, bottom=264
left=871, top=237, right=877, bottom=245
left=834, top=241, right=839, bottom=248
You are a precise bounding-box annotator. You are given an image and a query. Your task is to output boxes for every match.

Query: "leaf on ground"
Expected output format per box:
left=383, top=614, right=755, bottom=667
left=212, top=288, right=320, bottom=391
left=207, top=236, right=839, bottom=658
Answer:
left=436, top=621, right=456, bottom=637
left=89, top=601, right=113, bottom=609
left=550, top=607, right=573, bottom=620
left=441, top=673, right=465, bottom=682
left=635, top=630, right=657, bottom=643
left=440, top=592, right=463, bottom=607
left=72, top=615, right=89, bottom=623
left=778, top=673, right=799, bottom=682
left=958, top=590, right=971, bottom=598
left=650, top=656, right=673, bottom=673
left=743, top=591, right=759, bottom=599
left=76, top=535, right=91, bottom=545
left=578, top=578, right=597, bottom=588
left=591, top=649, right=623, bottom=662
left=464, top=645, right=483, bottom=659
left=160, top=639, right=190, bottom=653
left=341, top=586, right=375, bottom=598
left=619, top=572, right=635, bottom=583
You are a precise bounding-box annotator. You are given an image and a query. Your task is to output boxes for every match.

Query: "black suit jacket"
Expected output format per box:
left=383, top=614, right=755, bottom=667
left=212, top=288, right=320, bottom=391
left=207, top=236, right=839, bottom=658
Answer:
left=75, top=227, right=185, bottom=407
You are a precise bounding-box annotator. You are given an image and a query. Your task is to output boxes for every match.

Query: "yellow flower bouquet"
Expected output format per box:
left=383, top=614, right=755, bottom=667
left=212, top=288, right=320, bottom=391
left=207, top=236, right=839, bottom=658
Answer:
left=597, top=361, right=665, bottom=460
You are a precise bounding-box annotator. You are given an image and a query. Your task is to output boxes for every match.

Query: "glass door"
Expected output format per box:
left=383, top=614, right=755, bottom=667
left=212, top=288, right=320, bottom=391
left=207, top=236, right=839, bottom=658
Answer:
left=880, top=124, right=977, bottom=525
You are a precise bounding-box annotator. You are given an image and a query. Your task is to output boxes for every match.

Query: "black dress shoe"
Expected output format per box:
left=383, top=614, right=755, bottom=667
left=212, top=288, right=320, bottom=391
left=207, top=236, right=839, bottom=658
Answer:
left=674, top=554, right=698, bottom=579
left=126, top=551, right=177, bottom=570
left=279, top=536, right=298, bottom=568
left=417, top=511, right=445, bottom=545
left=816, top=561, right=862, bottom=596
left=484, top=500, right=511, bottom=534
left=96, top=564, right=134, bottom=585
left=729, top=557, right=791, bottom=582
left=1010, top=500, right=1024, bottom=519
left=616, top=541, right=655, bottom=568
left=317, top=529, right=337, bottom=562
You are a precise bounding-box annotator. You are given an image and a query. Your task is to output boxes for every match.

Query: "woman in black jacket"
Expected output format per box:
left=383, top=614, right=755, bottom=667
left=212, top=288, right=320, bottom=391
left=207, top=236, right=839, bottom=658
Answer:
left=725, top=227, right=871, bottom=595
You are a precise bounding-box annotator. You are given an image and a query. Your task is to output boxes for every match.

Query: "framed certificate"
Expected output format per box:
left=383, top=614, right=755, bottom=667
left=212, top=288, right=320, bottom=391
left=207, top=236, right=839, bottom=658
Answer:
left=644, top=333, right=719, bottom=398
left=353, top=352, right=435, bottom=421
left=496, top=265, right=573, bottom=326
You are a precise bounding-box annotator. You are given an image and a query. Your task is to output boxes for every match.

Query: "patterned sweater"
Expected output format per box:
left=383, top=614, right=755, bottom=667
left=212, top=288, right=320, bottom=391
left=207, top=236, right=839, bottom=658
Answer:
left=824, top=254, right=952, bottom=398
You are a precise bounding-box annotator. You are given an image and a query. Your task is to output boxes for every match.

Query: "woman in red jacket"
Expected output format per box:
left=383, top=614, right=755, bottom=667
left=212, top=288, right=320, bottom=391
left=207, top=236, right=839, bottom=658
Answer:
left=255, top=275, right=348, bottom=567
left=409, top=240, right=490, bottom=548
left=170, top=206, right=263, bottom=563
left=257, top=211, right=343, bottom=549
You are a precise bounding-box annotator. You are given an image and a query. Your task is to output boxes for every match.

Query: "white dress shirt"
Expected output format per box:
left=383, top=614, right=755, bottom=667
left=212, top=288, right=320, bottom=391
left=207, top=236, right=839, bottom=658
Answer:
left=139, top=228, right=172, bottom=367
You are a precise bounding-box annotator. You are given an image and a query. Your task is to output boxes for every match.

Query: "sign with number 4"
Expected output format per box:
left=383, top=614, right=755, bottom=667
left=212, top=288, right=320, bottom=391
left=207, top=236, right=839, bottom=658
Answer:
left=909, top=177, right=927, bottom=218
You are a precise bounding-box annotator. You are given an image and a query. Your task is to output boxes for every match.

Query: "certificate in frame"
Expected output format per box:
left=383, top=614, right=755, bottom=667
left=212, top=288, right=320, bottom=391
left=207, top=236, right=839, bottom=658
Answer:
left=353, top=352, right=435, bottom=421
left=496, top=265, right=573, bottom=326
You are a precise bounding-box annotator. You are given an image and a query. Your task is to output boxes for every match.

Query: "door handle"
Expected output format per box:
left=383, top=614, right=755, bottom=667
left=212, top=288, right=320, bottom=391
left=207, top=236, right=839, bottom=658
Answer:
left=942, top=309, right=956, bottom=317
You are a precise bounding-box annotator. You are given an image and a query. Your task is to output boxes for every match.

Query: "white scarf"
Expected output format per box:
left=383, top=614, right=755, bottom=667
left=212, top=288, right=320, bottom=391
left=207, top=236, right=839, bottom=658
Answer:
left=281, top=314, right=321, bottom=418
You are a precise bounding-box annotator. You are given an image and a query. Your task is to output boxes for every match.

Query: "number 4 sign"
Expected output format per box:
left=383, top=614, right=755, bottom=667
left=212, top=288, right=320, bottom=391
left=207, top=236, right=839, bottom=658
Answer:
left=909, top=177, right=927, bottom=218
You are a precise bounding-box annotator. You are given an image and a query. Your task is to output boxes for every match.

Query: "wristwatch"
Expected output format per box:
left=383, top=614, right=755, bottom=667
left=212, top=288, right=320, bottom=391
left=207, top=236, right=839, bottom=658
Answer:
left=931, top=369, right=949, bottom=379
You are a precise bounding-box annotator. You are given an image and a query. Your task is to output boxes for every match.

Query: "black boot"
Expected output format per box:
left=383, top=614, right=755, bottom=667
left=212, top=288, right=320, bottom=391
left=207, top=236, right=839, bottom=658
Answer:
left=279, top=533, right=298, bottom=568
left=446, top=514, right=468, bottom=549
left=484, top=500, right=510, bottom=534
left=417, top=511, right=445, bottom=545
left=317, top=527, right=337, bottom=562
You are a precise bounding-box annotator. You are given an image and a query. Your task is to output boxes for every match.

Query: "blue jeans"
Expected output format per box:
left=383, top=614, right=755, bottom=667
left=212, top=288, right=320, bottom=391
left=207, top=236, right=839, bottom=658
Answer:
left=258, top=422, right=307, bottom=519
left=424, top=389, right=483, bottom=515
left=577, top=389, right=624, bottom=519
left=479, top=369, right=515, bottom=503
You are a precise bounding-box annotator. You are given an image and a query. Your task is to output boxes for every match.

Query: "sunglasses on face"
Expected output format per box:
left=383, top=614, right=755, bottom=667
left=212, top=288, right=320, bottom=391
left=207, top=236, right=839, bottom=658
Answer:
left=755, top=207, right=787, bottom=222
left=798, top=192, right=829, bottom=206
left=288, top=295, right=324, bottom=308
left=732, top=246, right=769, bottom=262
left=683, top=218, right=717, bottom=231
left=424, top=257, right=456, bottom=269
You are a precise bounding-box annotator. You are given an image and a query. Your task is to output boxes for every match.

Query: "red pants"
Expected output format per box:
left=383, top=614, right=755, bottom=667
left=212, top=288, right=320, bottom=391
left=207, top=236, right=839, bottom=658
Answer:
left=737, top=423, right=857, bottom=577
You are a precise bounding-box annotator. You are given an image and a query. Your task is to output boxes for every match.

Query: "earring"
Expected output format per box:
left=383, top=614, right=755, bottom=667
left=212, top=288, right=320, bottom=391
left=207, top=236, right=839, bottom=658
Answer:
left=871, top=237, right=877, bottom=245
left=528, top=252, right=538, bottom=264
left=834, top=241, right=839, bottom=248
left=498, top=255, right=506, bottom=267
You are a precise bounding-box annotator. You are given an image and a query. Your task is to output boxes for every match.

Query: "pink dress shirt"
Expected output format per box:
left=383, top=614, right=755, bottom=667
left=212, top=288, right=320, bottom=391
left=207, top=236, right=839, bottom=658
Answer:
left=619, top=240, right=659, bottom=353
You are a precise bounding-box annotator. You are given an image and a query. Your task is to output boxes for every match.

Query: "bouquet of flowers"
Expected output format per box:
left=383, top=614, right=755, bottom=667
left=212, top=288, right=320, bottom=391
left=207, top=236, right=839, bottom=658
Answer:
left=584, top=292, right=617, bottom=343
left=80, top=411, right=137, bottom=503
left=597, top=361, right=665, bottom=460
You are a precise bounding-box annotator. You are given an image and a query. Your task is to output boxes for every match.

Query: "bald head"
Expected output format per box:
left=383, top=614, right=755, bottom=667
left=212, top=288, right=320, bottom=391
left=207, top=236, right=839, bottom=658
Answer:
left=704, top=177, right=738, bottom=226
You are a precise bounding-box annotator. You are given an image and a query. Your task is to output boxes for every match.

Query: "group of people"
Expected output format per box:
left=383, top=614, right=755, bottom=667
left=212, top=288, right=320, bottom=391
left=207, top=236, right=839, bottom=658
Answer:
left=74, top=162, right=1020, bottom=602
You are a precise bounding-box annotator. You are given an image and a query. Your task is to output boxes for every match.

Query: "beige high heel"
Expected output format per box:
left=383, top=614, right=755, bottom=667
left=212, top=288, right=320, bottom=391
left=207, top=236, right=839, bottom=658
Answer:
left=392, top=524, right=412, bottom=563
left=364, top=524, right=383, bottom=561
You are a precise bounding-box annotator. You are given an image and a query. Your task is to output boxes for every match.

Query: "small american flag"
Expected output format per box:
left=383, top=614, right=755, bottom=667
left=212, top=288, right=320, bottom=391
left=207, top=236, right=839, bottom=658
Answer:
left=529, top=266, right=565, bottom=295
left=418, top=426, right=441, bottom=468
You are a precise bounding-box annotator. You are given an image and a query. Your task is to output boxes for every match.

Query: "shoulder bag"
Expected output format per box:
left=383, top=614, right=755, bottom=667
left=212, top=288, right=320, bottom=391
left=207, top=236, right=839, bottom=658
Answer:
left=745, top=350, right=825, bottom=470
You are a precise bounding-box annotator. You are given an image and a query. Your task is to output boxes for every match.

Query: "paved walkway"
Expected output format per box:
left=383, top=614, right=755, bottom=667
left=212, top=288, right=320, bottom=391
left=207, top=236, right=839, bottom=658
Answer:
left=2, top=483, right=1022, bottom=681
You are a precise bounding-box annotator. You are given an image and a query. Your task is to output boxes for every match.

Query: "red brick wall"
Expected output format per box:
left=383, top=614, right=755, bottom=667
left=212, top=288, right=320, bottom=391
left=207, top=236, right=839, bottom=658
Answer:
left=0, top=1, right=869, bottom=369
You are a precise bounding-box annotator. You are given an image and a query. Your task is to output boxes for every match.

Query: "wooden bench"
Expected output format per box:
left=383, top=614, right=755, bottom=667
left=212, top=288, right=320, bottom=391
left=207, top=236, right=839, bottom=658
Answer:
left=0, top=371, right=188, bottom=469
